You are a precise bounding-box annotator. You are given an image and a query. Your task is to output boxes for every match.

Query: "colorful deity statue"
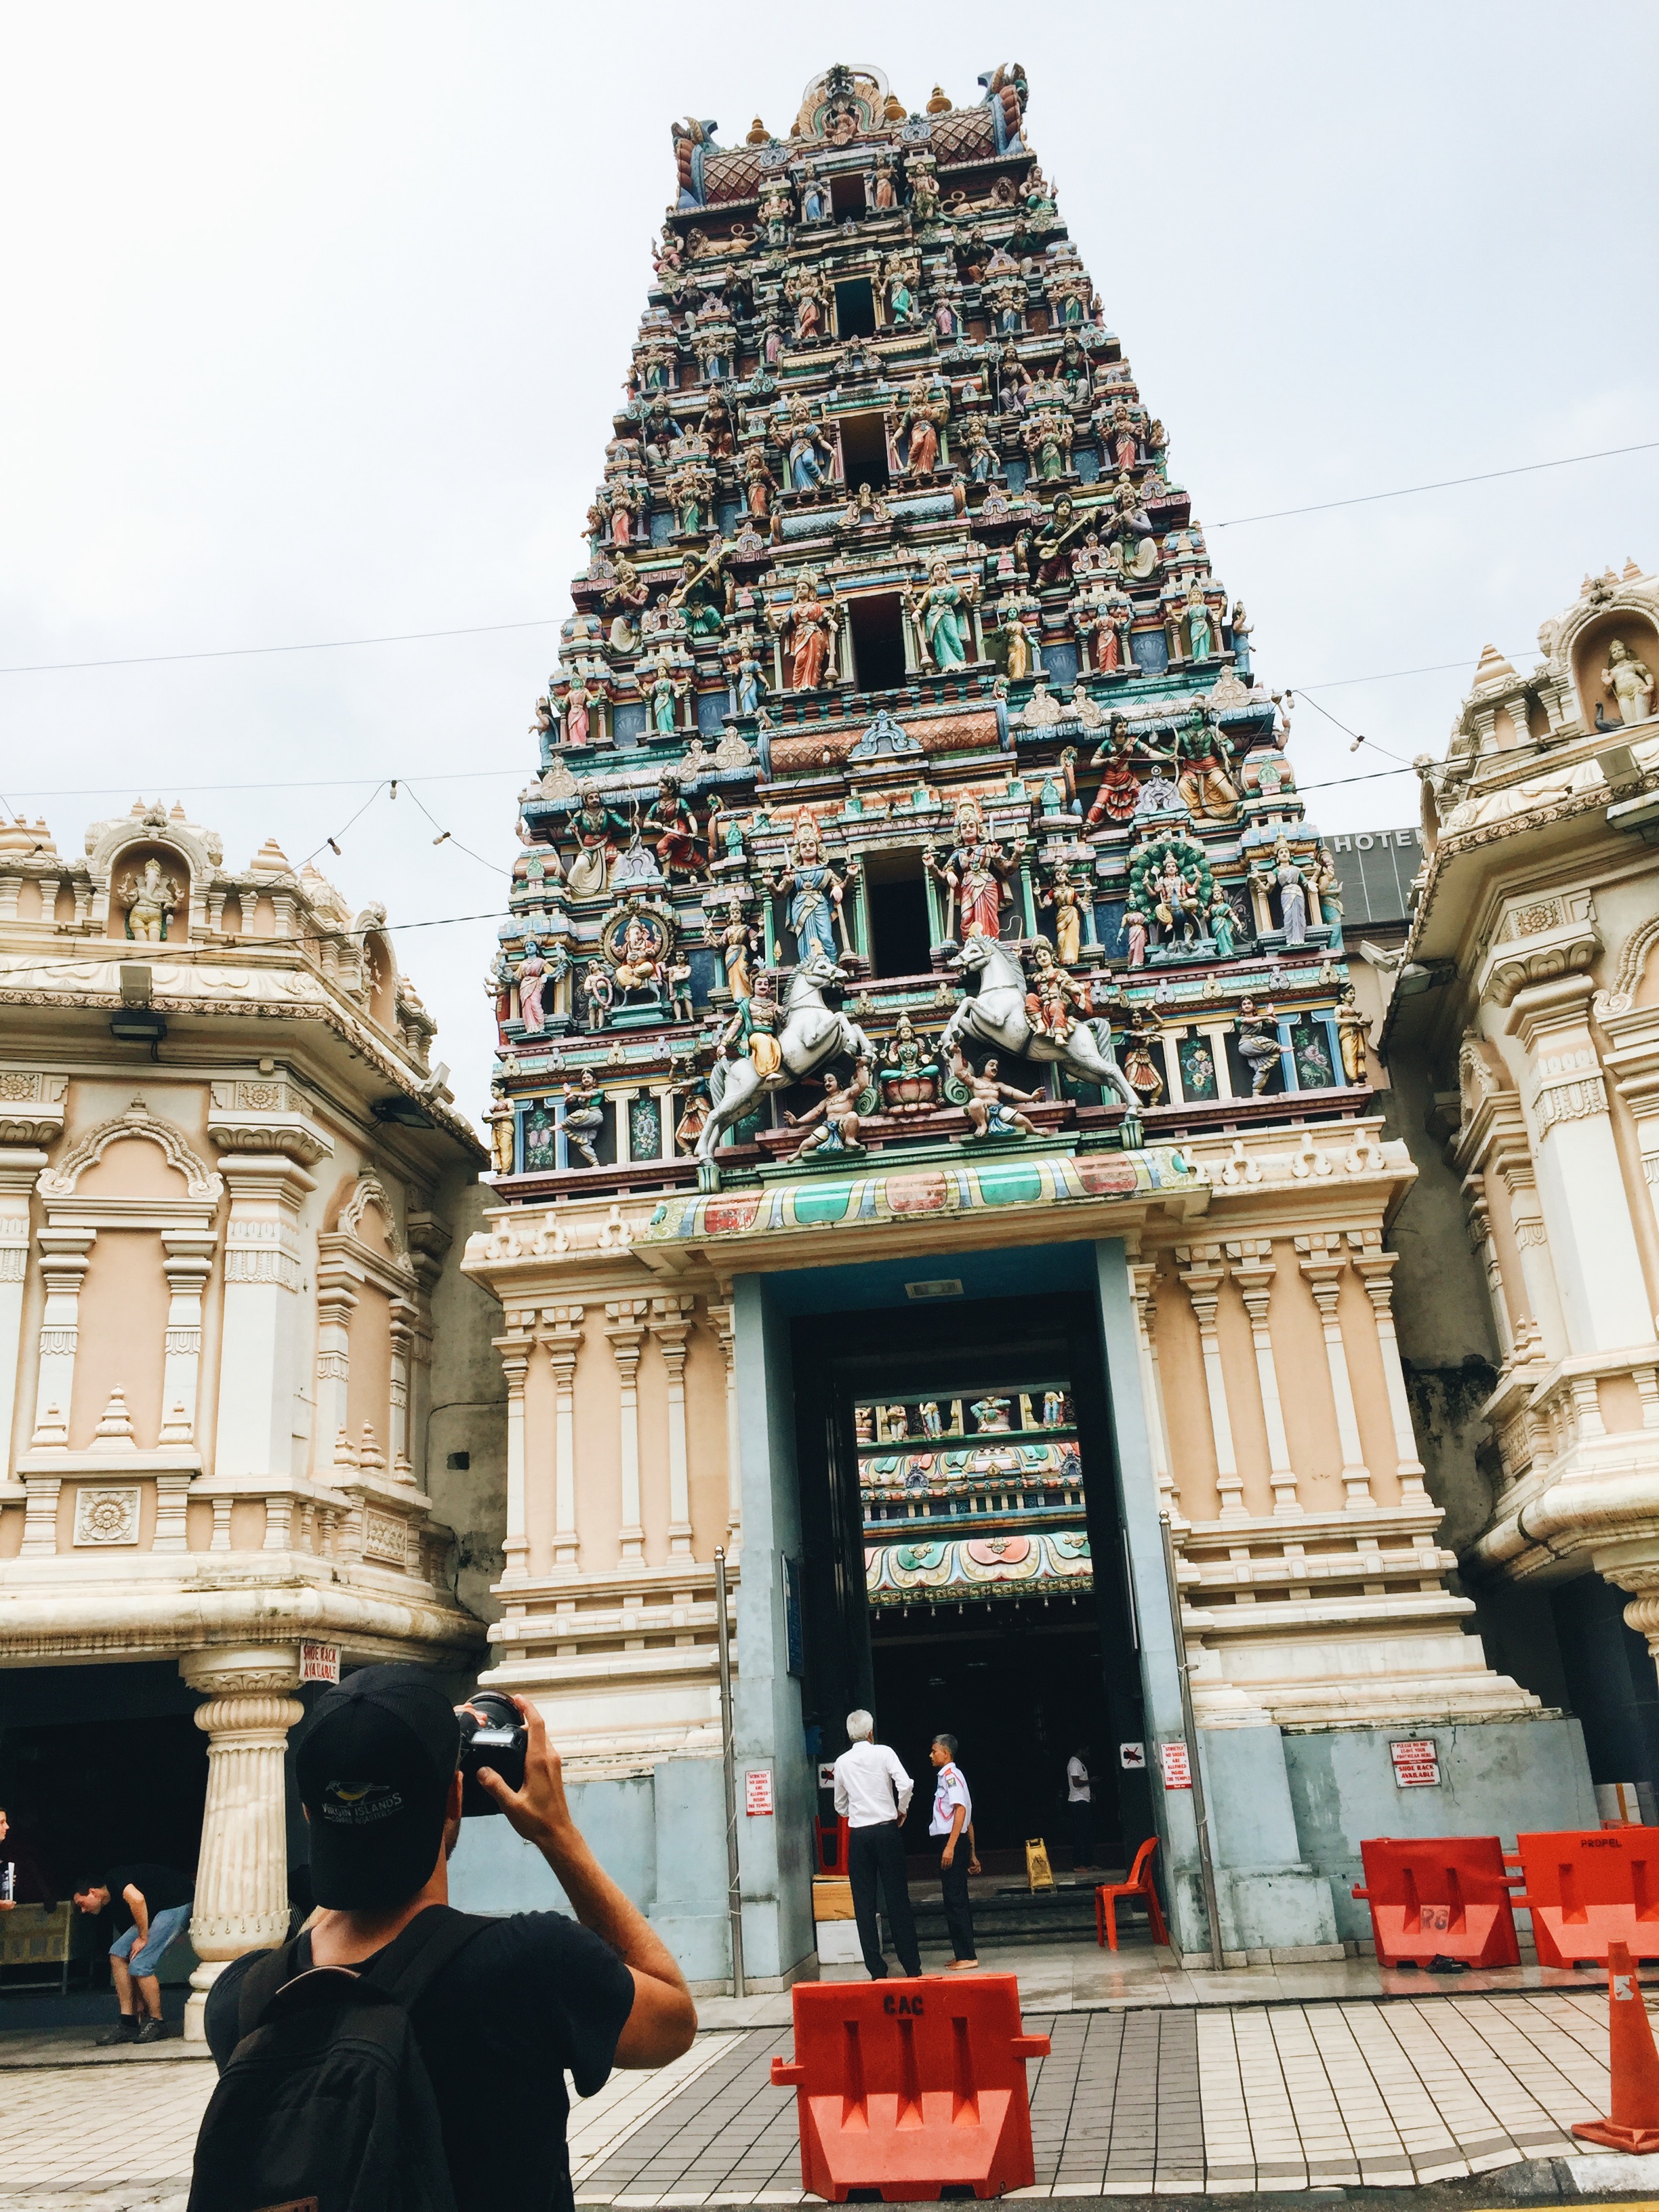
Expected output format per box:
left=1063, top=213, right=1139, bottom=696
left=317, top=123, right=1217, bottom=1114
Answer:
left=1041, top=859, right=1086, bottom=964
left=1336, top=985, right=1370, bottom=1085
left=954, top=1052, right=1039, bottom=1142
left=644, top=775, right=705, bottom=878
left=566, top=782, right=630, bottom=900
left=769, top=811, right=846, bottom=961
left=719, top=909, right=759, bottom=1000
left=1236, top=998, right=1282, bottom=1095
left=888, top=375, right=947, bottom=474
left=119, top=857, right=181, bottom=942
left=1174, top=710, right=1241, bottom=821
left=769, top=573, right=839, bottom=689
left=516, top=940, right=548, bottom=1033
left=1255, top=838, right=1311, bottom=945
left=909, top=558, right=979, bottom=669
left=926, top=798, right=1023, bottom=941
left=561, top=1067, right=605, bottom=1167
left=785, top=1060, right=871, bottom=1160
left=998, top=586, right=1042, bottom=680
left=1023, top=939, right=1086, bottom=1040
left=726, top=628, right=769, bottom=716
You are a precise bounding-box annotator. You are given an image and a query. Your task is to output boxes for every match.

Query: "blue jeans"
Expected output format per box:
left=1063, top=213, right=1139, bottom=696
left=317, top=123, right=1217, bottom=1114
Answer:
left=111, top=1902, right=192, bottom=1977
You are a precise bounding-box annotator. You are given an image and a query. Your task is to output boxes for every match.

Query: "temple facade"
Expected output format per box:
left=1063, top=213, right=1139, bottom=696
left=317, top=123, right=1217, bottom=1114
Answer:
left=0, top=802, right=504, bottom=2032
left=456, top=62, right=1591, bottom=1982
left=1382, top=561, right=1659, bottom=1821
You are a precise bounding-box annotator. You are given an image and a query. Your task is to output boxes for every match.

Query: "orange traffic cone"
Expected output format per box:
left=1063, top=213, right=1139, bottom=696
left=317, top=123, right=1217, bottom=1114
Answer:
left=1574, top=1942, right=1659, bottom=2154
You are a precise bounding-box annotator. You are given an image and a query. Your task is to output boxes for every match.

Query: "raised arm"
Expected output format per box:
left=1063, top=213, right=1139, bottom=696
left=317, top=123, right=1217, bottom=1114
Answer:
left=480, top=1698, right=697, bottom=2068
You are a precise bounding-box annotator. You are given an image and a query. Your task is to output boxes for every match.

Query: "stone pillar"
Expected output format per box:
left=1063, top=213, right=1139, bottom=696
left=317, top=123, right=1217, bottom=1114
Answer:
left=1508, top=975, right=1652, bottom=1353
left=496, top=1324, right=532, bottom=1584
left=1126, top=1259, right=1176, bottom=1518
left=1491, top=1143, right=1570, bottom=1360
left=652, top=1294, right=695, bottom=1559
left=1228, top=1240, right=1298, bottom=1514
left=605, top=1299, right=651, bottom=1568
left=159, top=1231, right=215, bottom=1442
left=30, top=1227, right=93, bottom=1446
left=1176, top=1245, right=1245, bottom=1519
left=388, top=1298, right=415, bottom=1479
left=543, top=1305, right=584, bottom=1574
left=1350, top=1235, right=1432, bottom=1505
left=0, top=1149, right=45, bottom=1463
left=215, top=1156, right=315, bottom=1480
left=708, top=1298, right=742, bottom=1557
left=312, top=1272, right=356, bottom=1465
left=1295, top=1234, right=1374, bottom=1509
left=1461, top=1174, right=1517, bottom=1365
left=180, top=1646, right=303, bottom=2043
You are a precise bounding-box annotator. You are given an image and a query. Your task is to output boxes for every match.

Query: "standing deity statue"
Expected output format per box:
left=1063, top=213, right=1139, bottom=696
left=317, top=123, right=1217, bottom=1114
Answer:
left=926, top=799, right=1023, bottom=941
left=1602, top=638, right=1656, bottom=727
left=516, top=941, right=548, bottom=1033
left=565, top=782, right=629, bottom=900
left=769, top=574, right=839, bottom=690
left=119, top=857, right=182, bottom=943
left=485, top=1082, right=516, bottom=1176
left=1336, top=985, right=1370, bottom=1086
left=1041, top=860, right=1085, bottom=965
left=768, top=812, right=846, bottom=962
left=908, top=559, right=978, bottom=669
left=1236, top=999, right=1282, bottom=1096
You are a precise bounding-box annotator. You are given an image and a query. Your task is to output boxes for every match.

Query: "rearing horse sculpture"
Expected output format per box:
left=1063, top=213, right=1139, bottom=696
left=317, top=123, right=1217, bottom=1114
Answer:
left=939, top=935, right=1145, bottom=1139
left=697, top=945, right=875, bottom=1170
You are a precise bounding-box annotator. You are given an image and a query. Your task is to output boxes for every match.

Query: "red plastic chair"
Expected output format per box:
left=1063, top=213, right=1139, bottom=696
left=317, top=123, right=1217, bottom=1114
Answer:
left=1094, top=1835, right=1169, bottom=1950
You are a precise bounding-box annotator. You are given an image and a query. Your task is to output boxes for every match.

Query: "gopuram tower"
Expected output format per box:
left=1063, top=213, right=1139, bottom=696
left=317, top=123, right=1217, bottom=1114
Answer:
left=460, top=65, right=1591, bottom=1984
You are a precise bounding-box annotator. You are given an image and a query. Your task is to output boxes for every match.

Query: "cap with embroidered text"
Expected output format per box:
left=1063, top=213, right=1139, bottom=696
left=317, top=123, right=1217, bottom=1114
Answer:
left=295, top=1664, right=461, bottom=1910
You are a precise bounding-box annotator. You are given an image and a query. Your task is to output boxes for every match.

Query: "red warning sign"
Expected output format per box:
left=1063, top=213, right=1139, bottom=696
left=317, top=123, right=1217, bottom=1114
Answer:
left=1161, top=1742, right=1192, bottom=1790
left=1391, top=1739, right=1441, bottom=1788
left=744, top=1767, right=775, bottom=1816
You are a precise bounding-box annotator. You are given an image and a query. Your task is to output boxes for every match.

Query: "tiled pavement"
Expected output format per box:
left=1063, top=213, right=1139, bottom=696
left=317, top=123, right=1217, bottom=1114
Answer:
left=0, top=1989, right=1642, bottom=2203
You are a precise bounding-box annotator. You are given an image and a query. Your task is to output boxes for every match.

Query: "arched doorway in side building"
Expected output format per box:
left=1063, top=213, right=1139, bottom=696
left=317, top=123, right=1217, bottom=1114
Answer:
left=790, top=1288, right=1154, bottom=1898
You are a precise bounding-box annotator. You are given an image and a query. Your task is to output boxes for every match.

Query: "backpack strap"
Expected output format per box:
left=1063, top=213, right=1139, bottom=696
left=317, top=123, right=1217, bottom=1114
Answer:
left=237, top=1936, right=308, bottom=2041
left=354, top=1904, right=491, bottom=2010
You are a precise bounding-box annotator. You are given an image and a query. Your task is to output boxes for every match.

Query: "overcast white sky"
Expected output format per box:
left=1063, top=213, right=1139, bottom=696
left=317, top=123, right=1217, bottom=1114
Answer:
left=3, top=3, right=1655, bottom=1125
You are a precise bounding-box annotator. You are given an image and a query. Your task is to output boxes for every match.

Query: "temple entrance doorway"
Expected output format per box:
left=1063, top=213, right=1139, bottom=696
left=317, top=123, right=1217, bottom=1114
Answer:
left=790, top=1288, right=1153, bottom=1906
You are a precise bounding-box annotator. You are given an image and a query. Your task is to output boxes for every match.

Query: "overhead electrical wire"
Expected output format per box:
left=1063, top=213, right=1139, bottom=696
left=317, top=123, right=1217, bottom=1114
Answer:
left=0, top=437, right=1649, bottom=680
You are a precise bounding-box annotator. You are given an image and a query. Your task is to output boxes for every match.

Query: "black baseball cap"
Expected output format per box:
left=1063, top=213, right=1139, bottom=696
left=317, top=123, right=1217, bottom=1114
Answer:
left=295, top=1665, right=462, bottom=1910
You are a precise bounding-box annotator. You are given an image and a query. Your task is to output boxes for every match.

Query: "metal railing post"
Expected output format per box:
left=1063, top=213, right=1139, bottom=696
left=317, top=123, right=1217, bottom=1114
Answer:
left=714, top=1546, right=745, bottom=1997
left=1160, top=1512, right=1225, bottom=1971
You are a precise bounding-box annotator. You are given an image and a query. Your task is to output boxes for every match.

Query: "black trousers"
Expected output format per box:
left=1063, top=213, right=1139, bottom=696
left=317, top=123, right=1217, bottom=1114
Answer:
left=937, top=1839, right=977, bottom=1961
left=1069, top=1799, right=1094, bottom=1870
left=847, top=1821, right=920, bottom=1978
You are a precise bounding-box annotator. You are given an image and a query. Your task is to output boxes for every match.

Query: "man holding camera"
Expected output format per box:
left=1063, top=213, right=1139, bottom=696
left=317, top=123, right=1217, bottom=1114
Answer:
left=203, top=1666, right=697, bottom=2212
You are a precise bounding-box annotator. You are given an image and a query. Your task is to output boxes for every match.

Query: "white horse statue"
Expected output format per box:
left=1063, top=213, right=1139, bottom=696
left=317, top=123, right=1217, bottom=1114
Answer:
left=698, top=945, right=875, bottom=1171
left=940, top=935, right=1145, bottom=1135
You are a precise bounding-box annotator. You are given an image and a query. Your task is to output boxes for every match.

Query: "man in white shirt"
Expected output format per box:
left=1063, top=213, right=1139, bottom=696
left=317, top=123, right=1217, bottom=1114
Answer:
left=832, top=1710, right=921, bottom=1978
left=1065, top=1746, right=1093, bottom=1871
left=928, top=1734, right=980, bottom=1970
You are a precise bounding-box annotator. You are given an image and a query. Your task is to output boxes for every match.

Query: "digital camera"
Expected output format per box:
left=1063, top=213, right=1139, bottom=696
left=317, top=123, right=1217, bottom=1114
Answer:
left=457, top=1691, right=528, bottom=1817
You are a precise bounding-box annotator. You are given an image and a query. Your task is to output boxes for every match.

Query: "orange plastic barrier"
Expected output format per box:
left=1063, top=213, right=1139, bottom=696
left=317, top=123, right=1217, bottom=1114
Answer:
left=770, top=1975, right=1051, bottom=2203
left=1574, top=1942, right=1659, bottom=2153
left=1513, top=1828, right=1659, bottom=1969
left=1351, top=1835, right=1521, bottom=1969
left=1094, top=1835, right=1170, bottom=1951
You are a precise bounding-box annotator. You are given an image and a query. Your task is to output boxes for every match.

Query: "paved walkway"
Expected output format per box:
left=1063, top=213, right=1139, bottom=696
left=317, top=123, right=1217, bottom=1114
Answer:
left=1, top=1983, right=1652, bottom=2205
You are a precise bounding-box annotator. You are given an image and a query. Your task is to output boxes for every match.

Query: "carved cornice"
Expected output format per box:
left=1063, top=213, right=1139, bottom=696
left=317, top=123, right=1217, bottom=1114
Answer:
left=207, top=1078, right=334, bottom=1167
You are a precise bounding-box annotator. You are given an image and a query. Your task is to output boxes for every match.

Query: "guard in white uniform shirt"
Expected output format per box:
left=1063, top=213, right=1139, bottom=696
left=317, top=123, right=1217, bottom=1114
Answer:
left=928, top=1734, right=980, bottom=1969
left=1065, top=1746, right=1094, bottom=1871
left=832, top=1710, right=922, bottom=1978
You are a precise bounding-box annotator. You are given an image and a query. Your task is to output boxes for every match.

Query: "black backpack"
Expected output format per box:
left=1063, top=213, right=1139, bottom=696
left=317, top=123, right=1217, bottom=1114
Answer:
left=187, top=1904, right=490, bottom=2212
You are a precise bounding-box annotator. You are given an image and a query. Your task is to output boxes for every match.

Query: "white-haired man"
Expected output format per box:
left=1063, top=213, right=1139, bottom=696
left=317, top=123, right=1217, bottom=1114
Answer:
left=832, top=1710, right=921, bottom=1979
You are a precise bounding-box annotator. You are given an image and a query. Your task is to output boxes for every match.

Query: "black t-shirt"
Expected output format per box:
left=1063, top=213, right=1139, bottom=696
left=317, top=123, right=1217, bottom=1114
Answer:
left=206, top=1910, right=636, bottom=2212
left=105, top=1864, right=193, bottom=1931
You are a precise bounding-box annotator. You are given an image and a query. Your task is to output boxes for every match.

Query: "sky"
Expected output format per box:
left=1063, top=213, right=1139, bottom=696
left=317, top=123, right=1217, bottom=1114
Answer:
left=3, top=2, right=1655, bottom=1126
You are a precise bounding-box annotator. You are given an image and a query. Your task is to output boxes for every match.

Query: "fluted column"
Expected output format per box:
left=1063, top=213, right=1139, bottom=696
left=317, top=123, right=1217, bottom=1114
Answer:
left=605, top=1299, right=651, bottom=1568
left=159, top=1231, right=215, bottom=1443
left=388, top=1298, right=416, bottom=1479
left=1176, top=1244, right=1244, bottom=1519
left=30, top=1227, right=94, bottom=1446
left=0, top=1150, right=45, bottom=1465
left=708, top=1298, right=741, bottom=1557
left=1126, top=1259, right=1176, bottom=1519
left=542, top=1305, right=585, bottom=1574
left=313, top=1274, right=357, bottom=1471
left=180, top=1646, right=303, bottom=2042
left=1229, top=1239, right=1298, bottom=1514
left=1351, top=1237, right=1432, bottom=1504
left=1295, top=1233, right=1374, bottom=1508
left=495, top=1324, right=532, bottom=1584
left=1461, top=1174, right=1516, bottom=1365
left=652, top=1294, right=695, bottom=1559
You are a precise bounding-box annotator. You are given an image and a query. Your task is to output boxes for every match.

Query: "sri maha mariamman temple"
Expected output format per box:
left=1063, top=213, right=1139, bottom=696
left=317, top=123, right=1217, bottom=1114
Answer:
left=455, top=63, right=1594, bottom=1978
